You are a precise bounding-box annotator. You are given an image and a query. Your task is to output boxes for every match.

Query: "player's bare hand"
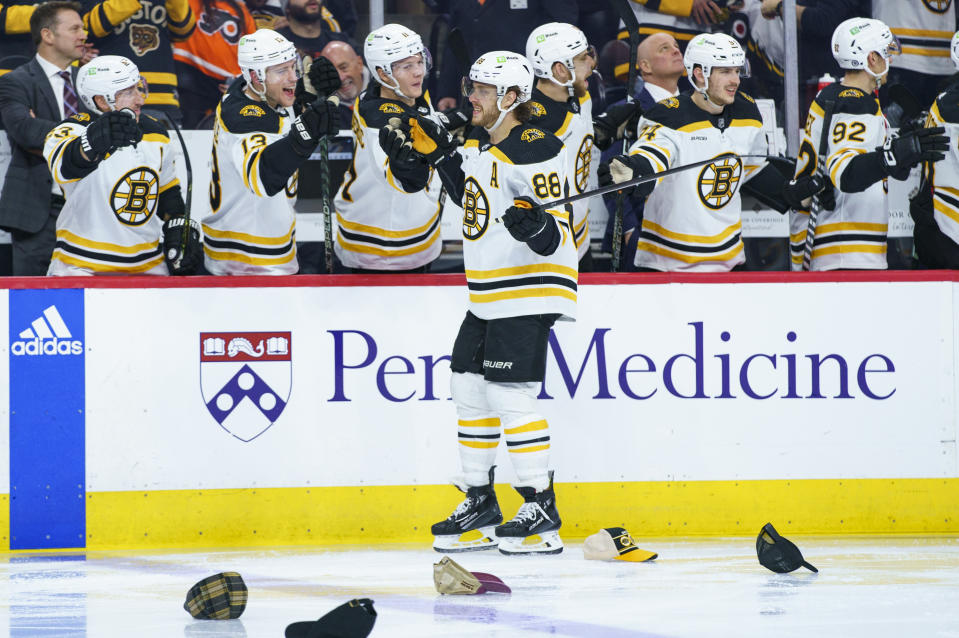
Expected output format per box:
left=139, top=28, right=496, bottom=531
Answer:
left=80, top=43, right=98, bottom=65
left=760, top=0, right=781, bottom=19
left=691, top=0, right=721, bottom=24
left=436, top=97, right=458, bottom=111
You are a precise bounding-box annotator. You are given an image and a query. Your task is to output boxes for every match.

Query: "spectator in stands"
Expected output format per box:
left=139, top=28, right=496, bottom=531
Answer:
left=0, top=1, right=87, bottom=275
left=434, top=0, right=578, bottom=111
left=872, top=1, right=958, bottom=111
left=173, top=0, right=256, bottom=128
left=615, top=0, right=725, bottom=53
left=0, top=1, right=37, bottom=77
left=319, top=39, right=364, bottom=128
left=276, top=0, right=346, bottom=60
left=601, top=32, right=685, bottom=271
left=244, top=0, right=284, bottom=31
left=81, top=0, right=195, bottom=123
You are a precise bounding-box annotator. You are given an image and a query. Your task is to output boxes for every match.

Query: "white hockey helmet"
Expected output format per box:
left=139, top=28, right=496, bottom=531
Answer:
left=831, top=18, right=899, bottom=79
left=77, top=55, right=147, bottom=115
left=683, top=32, right=749, bottom=92
left=364, top=23, right=432, bottom=98
left=238, top=28, right=299, bottom=98
left=525, top=22, right=595, bottom=90
left=951, top=30, right=959, bottom=71
left=463, top=51, right=535, bottom=132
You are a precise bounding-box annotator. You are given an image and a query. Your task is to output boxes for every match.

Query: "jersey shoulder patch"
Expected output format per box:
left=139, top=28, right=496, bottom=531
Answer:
left=359, top=96, right=415, bottom=127
left=934, top=88, right=959, bottom=124
left=817, top=84, right=879, bottom=116
left=68, top=112, right=92, bottom=125
left=220, top=92, right=283, bottom=135
left=494, top=125, right=563, bottom=164
left=643, top=94, right=707, bottom=129
left=527, top=90, right=572, bottom=133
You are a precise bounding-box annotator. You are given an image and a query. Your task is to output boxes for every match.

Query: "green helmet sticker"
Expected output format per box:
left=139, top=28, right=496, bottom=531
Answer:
left=496, top=56, right=507, bottom=63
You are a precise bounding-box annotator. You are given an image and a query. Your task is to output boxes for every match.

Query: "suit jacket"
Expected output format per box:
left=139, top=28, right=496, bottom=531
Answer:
left=0, top=57, right=77, bottom=233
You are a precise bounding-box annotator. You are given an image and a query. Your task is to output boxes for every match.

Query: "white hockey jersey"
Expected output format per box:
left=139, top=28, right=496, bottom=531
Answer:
left=529, top=88, right=596, bottom=261
left=333, top=86, right=442, bottom=270
left=202, top=81, right=298, bottom=276
left=924, top=88, right=959, bottom=246
left=43, top=112, right=178, bottom=275
left=628, top=92, right=768, bottom=272
left=789, top=84, right=890, bottom=271
left=872, top=0, right=957, bottom=76
left=457, top=124, right=577, bottom=321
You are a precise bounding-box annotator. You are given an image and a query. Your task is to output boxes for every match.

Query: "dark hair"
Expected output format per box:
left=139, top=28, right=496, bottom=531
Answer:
left=30, top=1, right=82, bottom=46
left=510, top=87, right=532, bottom=123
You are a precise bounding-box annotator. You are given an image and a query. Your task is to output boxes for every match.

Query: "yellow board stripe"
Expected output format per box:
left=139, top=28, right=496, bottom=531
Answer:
left=504, top=419, right=547, bottom=435
left=0, top=477, right=947, bottom=550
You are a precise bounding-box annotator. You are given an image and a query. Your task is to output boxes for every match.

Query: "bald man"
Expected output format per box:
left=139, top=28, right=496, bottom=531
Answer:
left=636, top=32, right=685, bottom=102
left=319, top=39, right=365, bottom=129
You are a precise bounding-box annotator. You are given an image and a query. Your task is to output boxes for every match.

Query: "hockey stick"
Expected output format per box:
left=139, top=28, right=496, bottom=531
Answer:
left=801, top=93, right=837, bottom=271
left=302, top=55, right=336, bottom=274
left=607, top=0, right=640, bottom=271
left=493, top=153, right=782, bottom=223
left=163, top=112, right=193, bottom=270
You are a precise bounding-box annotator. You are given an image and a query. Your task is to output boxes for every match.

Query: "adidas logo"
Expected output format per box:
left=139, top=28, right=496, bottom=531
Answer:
left=11, top=305, right=83, bottom=356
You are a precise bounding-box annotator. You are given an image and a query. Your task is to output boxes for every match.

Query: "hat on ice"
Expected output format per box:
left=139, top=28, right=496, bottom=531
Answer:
left=184, top=572, right=248, bottom=619
left=285, top=598, right=377, bottom=638
left=583, top=527, right=658, bottom=562
left=433, top=556, right=511, bottom=595
left=756, top=522, right=818, bottom=573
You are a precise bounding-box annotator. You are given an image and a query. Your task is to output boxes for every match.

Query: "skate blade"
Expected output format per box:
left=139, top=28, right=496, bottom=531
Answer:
left=498, top=531, right=563, bottom=555
left=433, top=527, right=499, bottom=553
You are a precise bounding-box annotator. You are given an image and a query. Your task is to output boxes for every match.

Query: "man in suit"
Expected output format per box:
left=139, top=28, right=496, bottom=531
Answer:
left=0, top=1, right=87, bottom=275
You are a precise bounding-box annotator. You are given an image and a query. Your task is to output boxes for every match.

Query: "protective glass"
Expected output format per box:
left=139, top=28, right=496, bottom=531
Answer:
left=461, top=77, right=498, bottom=99
left=878, top=35, right=902, bottom=59
left=391, top=49, right=433, bottom=76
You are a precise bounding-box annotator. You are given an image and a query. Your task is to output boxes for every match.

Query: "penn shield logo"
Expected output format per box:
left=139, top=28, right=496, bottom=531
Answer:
left=11, top=305, right=83, bottom=356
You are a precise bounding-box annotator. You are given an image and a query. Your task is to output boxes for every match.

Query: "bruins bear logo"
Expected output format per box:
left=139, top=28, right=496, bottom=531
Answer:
left=661, top=97, right=680, bottom=108
left=240, top=104, right=266, bottom=117
left=379, top=103, right=403, bottom=114
left=129, top=24, right=160, bottom=56
left=111, top=167, right=159, bottom=225
left=462, top=177, right=491, bottom=240
left=697, top=155, right=742, bottom=210
left=529, top=101, right=547, bottom=117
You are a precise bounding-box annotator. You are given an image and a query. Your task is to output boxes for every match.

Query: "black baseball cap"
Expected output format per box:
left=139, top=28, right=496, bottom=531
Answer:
left=756, top=522, right=818, bottom=573
left=285, top=598, right=377, bottom=638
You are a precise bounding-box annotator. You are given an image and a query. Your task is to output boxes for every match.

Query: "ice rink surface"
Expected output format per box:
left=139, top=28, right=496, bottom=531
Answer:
left=4, top=536, right=959, bottom=637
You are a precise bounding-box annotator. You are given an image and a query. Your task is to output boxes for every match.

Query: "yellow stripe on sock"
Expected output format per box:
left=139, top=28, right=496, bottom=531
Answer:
left=504, top=420, right=548, bottom=435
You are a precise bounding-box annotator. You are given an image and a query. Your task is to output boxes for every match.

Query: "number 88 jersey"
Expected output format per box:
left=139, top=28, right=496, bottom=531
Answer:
left=790, top=84, right=891, bottom=271
left=458, top=124, right=577, bottom=322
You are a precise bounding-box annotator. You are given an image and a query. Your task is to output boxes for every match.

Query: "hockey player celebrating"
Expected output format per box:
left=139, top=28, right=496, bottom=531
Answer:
left=202, top=28, right=339, bottom=275
left=332, top=23, right=443, bottom=273
left=525, top=22, right=597, bottom=269
left=909, top=31, right=959, bottom=269
left=600, top=33, right=826, bottom=272
left=42, top=55, right=202, bottom=276
left=789, top=18, right=948, bottom=271
left=379, top=52, right=576, bottom=555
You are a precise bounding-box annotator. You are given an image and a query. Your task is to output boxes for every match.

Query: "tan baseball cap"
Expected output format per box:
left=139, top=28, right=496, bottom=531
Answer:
left=583, top=528, right=657, bottom=562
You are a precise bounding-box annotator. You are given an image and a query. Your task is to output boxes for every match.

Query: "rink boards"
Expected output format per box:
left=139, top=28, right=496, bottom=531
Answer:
left=1, top=272, right=958, bottom=550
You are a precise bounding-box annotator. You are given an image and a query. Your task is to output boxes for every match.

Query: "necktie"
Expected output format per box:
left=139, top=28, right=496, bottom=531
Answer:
left=59, top=70, right=79, bottom=117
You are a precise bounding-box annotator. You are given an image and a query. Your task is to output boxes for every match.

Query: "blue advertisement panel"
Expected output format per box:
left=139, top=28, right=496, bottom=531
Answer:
left=9, top=289, right=85, bottom=549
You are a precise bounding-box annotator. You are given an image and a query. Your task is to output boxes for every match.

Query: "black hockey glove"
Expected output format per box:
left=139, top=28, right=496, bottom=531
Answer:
left=878, top=126, right=948, bottom=179
left=80, top=109, right=142, bottom=159
left=781, top=174, right=835, bottom=211
left=598, top=154, right=656, bottom=199
left=909, top=181, right=934, bottom=226
left=406, top=115, right=457, bottom=166
left=162, top=216, right=203, bottom=275
left=379, top=117, right=419, bottom=166
left=593, top=101, right=643, bottom=151
left=437, top=104, right=471, bottom=132
left=289, top=98, right=339, bottom=157
left=502, top=197, right=559, bottom=256
left=294, top=55, right=342, bottom=110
